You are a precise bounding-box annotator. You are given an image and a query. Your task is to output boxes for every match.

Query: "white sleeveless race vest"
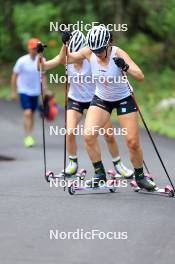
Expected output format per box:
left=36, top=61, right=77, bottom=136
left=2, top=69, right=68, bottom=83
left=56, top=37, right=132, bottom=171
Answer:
left=68, top=59, right=96, bottom=102
left=89, top=46, right=131, bottom=101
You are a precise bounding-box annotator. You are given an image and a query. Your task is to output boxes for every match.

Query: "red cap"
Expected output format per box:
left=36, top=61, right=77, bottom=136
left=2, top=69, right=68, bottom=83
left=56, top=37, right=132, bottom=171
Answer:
left=27, top=38, right=40, bottom=49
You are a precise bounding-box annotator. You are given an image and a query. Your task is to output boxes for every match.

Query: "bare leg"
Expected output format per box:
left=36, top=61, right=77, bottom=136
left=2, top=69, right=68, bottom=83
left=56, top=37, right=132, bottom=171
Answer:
left=23, top=109, right=33, bottom=136
left=103, top=118, right=134, bottom=177
left=118, top=111, right=157, bottom=190
left=84, top=106, right=110, bottom=162
left=31, top=111, right=34, bottom=132
left=66, top=110, right=82, bottom=156
left=118, top=112, right=143, bottom=168
left=103, top=118, right=119, bottom=158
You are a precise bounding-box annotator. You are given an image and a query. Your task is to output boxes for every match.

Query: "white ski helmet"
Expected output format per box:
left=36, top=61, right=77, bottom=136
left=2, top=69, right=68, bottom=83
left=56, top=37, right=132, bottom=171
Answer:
left=68, top=30, right=86, bottom=52
left=86, top=25, right=110, bottom=51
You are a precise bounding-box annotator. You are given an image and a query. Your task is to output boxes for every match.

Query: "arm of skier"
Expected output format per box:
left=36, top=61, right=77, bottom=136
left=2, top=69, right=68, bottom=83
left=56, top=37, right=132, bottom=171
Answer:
left=11, top=73, right=18, bottom=100
left=36, top=42, right=62, bottom=71
left=116, top=48, right=144, bottom=81
left=59, top=45, right=90, bottom=64
left=37, top=52, right=62, bottom=71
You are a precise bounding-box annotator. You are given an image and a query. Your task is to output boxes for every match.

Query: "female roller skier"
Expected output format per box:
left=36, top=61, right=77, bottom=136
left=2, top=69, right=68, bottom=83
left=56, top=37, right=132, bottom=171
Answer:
left=58, top=26, right=156, bottom=190
left=37, top=30, right=133, bottom=178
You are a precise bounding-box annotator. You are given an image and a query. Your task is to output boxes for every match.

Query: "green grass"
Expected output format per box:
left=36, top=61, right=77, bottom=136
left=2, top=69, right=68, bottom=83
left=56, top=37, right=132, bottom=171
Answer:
left=49, top=84, right=65, bottom=107
left=126, top=69, right=175, bottom=138
left=0, top=84, right=65, bottom=106
left=104, top=68, right=175, bottom=139
left=0, top=85, right=11, bottom=100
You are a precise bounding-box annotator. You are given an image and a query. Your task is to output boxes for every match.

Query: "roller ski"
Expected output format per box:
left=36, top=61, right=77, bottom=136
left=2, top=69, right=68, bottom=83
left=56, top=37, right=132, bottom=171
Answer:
left=130, top=173, right=174, bottom=197
left=45, top=170, right=74, bottom=183
left=45, top=168, right=87, bottom=183
left=45, top=159, right=79, bottom=182
left=68, top=171, right=118, bottom=195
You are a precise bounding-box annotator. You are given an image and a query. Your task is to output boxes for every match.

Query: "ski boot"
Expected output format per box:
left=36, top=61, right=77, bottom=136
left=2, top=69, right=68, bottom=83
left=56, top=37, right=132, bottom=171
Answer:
left=114, top=161, right=134, bottom=179
left=86, top=172, right=107, bottom=188
left=61, top=159, right=78, bottom=177
left=135, top=174, right=156, bottom=191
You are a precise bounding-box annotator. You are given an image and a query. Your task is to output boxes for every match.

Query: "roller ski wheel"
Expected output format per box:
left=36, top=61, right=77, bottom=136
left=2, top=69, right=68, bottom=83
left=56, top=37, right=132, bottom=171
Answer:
left=165, top=185, right=174, bottom=197
left=130, top=180, right=141, bottom=192
left=108, top=179, right=117, bottom=193
left=67, top=169, right=87, bottom=194
left=68, top=182, right=76, bottom=195
left=45, top=170, right=67, bottom=182
left=75, top=168, right=87, bottom=180
left=107, top=169, right=134, bottom=180
left=45, top=168, right=87, bottom=184
left=45, top=171, right=55, bottom=182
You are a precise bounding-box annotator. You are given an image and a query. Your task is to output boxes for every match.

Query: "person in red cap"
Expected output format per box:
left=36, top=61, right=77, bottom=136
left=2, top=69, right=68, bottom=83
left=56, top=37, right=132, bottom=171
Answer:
left=11, top=38, right=47, bottom=147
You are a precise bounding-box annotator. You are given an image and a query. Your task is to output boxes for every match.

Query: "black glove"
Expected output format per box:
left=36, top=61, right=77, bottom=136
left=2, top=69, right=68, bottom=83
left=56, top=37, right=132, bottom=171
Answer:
left=36, top=42, right=47, bottom=53
left=61, top=31, right=72, bottom=44
left=113, top=57, right=129, bottom=72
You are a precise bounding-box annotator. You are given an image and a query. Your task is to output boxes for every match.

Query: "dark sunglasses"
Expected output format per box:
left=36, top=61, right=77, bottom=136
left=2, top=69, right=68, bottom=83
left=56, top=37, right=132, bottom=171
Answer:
left=91, top=46, right=106, bottom=54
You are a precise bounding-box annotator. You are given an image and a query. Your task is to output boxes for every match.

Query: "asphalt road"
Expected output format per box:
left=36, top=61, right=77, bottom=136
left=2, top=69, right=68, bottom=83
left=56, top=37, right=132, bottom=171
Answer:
left=0, top=100, right=175, bottom=264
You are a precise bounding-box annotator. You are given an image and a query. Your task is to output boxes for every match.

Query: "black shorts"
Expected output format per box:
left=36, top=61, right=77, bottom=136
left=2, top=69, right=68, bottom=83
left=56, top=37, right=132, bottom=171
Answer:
left=67, top=98, right=91, bottom=114
left=90, top=95, right=137, bottom=115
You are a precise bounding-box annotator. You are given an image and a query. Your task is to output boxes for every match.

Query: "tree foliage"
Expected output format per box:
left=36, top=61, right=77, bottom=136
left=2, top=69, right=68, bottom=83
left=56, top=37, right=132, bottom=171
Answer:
left=0, top=0, right=174, bottom=68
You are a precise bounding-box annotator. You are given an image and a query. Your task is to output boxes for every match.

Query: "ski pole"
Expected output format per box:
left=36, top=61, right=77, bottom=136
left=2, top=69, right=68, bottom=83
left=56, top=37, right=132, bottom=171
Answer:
left=124, top=78, right=150, bottom=174
left=63, top=43, right=69, bottom=191
left=39, top=55, right=47, bottom=178
left=37, top=42, right=47, bottom=178
left=130, top=90, right=175, bottom=191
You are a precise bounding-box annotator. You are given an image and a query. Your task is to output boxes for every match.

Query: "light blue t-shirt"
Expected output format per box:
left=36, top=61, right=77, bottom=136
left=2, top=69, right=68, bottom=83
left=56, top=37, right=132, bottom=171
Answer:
left=13, top=54, right=40, bottom=96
